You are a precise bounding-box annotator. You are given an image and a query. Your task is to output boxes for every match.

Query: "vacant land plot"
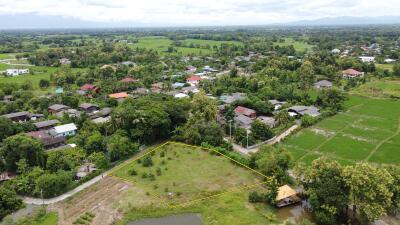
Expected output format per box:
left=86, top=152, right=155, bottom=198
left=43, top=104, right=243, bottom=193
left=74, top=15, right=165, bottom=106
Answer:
left=351, top=78, right=400, bottom=98
left=274, top=38, right=314, bottom=52
left=129, top=36, right=242, bottom=55
left=376, top=63, right=394, bottom=72
left=279, top=95, right=400, bottom=165
left=111, top=142, right=263, bottom=207
left=52, top=142, right=278, bottom=225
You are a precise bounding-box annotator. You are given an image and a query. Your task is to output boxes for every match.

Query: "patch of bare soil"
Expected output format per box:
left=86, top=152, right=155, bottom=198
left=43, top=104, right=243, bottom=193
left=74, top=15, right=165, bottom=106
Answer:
left=49, top=176, right=132, bottom=225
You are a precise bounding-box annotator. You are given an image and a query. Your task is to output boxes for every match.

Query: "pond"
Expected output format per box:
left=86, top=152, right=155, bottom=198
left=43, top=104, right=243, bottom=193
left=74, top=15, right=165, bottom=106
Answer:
left=276, top=200, right=316, bottom=223
left=127, top=213, right=203, bottom=225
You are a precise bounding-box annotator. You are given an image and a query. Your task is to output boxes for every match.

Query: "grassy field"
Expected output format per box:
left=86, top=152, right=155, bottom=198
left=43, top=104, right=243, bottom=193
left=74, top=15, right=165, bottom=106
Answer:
left=110, top=142, right=284, bottom=225
left=279, top=95, right=400, bottom=165
left=129, top=36, right=242, bottom=55
left=274, top=38, right=314, bottom=52
left=33, top=212, right=58, bottom=225
left=351, top=78, right=400, bottom=98
left=376, top=63, right=394, bottom=72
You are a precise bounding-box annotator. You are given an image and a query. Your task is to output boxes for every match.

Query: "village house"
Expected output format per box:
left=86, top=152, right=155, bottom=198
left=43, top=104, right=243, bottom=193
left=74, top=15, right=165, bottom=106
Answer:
left=79, top=103, right=99, bottom=114
left=359, top=56, right=375, bottom=63
left=59, top=58, right=71, bottom=65
left=220, top=93, right=246, bottom=104
left=76, top=163, right=97, bottom=179
left=151, top=82, right=164, bottom=93
left=186, top=76, right=202, bottom=86
left=314, top=80, right=333, bottom=89
left=91, top=116, right=111, bottom=124
left=0, top=172, right=15, bottom=183
left=49, top=123, right=78, bottom=137
left=100, top=64, right=117, bottom=71
left=234, top=114, right=254, bottom=129
left=26, top=130, right=66, bottom=150
left=56, top=108, right=81, bottom=118
left=172, top=82, right=186, bottom=89
left=257, top=116, right=276, bottom=128
left=288, top=106, right=320, bottom=117
left=33, top=119, right=60, bottom=131
left=342, top=69, right=364, bottom=79
left=331, top=48, right=341, bottom=54
left=174, top=93, right=189, bottom=99
left=268, top=100, right=287, bottom=110
left=2, top=111, right=31, bottom=122
left=276, top=185, right=301, bottom=208
left=235, top=106, right=257, bottom=118
left=132, top=87, right=148, bottom=95
left=48, top=104, right=70, bottom=115
left=79, top=83, right=100, bottom=94
left=181, top=86, right=199, bottom=94
left=186, top=65, right=197, bottom=74
left=120, top=77, right=138, bottom=84
left=109, top=92, right=129, bottom=102
left=6, top=68, right=29, bottom=76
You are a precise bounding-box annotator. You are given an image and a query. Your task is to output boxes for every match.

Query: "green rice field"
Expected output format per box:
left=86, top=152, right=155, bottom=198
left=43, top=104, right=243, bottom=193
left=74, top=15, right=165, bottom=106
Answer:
left=279, top=95, right=400, bottom=165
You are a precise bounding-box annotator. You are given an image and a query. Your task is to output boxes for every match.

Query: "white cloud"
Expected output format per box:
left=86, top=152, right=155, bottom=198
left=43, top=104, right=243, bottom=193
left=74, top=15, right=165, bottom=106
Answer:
left=0, top=0, right=399, bottom=26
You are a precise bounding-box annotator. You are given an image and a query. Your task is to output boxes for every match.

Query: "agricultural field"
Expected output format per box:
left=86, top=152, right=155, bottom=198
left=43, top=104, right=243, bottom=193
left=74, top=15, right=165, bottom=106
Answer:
left=53, top=142, right=286, bottom=225
left=350, top=78, right=400, bottom=98
left=273, top=38, right=314, bottom=52
left=279, top=95, right=400, bottom=165
left=129, top=36, right=242, bottom=55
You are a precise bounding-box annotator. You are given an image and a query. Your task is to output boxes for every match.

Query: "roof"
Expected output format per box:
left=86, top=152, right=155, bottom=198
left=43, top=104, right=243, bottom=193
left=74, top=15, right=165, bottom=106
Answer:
left=120, top=77, right=138, bottom=83
left=92, top=116, right=111, bottom=124
left=220, top=93, right=246, bottom=104
left=315, top=80, right=333, bottom=87
left=174, top=93, right=189, bottom=98
left=186, top=76, right=202, bottom=82
left=235, top=114, right=253, bottom=127
left=276, top=185, right=297, bottom=201
left=235, top=106, right=256, bottom=116
left=288, top=106, right=320, bottom=117
left=343, top=69, right=363, bottom=75
left=268, top=99, right=287, bottom=105
left=3, top=111, right=30, bottom=119
left=26, top=130, right=66, bottom=147
left=79, top=103, right=98, bottom=110
left=109, top=92, right=128, bottom=99
left=48, top=104, right=70, bottom=111
left=80, top=84, right=99, bottom=91
left=258, top=116, right=276, bottom=127
left=34, top=119, right=60, bottom=129
left=53, top=123, right=78, bottom=134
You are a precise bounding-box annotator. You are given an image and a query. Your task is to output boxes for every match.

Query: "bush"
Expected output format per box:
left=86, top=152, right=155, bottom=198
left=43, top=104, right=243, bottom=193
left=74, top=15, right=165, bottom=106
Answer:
left=248, top=191, right=265, bottom=203
left=142, top=156, right=153, bottom=167
left=301, top=114, right=318, bottom=128
left=128, top=168, right=137, bottom=176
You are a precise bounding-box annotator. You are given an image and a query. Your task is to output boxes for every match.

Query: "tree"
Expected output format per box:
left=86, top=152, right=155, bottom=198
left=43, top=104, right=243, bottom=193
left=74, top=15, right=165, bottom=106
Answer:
left=299, top=159, right=350, bottom=225
left=84, top=131, right=105, bottom=155
left=275, top=111, right=292, bottom=126
left=234, top=127, right=255, bottom=147
left=298, top=61, right=315, bottom=90
left=46, top=151, right=73, bottom=172
left=255, top=146, right=291, bottom=184
left=315, top=88, right=347, bottom=112
left=0, top=187, right=23, bottom=220
left=39, top=79, right=50, bottom=88
left=191, top=91, right=218, bottom=121
left=0, top=134, right=45, bottom=172
left=343, top=163, right=393, bottom=223
left=301, top=114, right=318, bottom=128
left=250, top=119, right=274, bottom=141
left=384, top=165, right=400, bottom=214
left=0, top=117, right=19, bottom=142
left=88, top=152, right=109, bottom=170
left=393, top=63, right=400, bottom=77
left=107, top=131, right=139, bottom=161
left=34, top=170, right=73, bottom=198
left=142, top=156, right=153, bottom=167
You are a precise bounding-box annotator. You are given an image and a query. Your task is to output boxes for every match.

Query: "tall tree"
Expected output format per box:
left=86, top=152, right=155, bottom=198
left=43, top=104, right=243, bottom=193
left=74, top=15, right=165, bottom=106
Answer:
left=298, top=61, right=315, bottom=90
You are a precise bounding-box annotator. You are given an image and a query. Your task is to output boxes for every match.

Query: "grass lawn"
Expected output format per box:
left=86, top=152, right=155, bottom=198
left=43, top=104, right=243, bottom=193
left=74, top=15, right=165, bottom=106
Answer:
left=274, top=38, right=314, bottom=52
left=32, top=212, right=58, bottom=225
left=129, top=36, right=242, bottom=55
left=279, top=95, right=400, bottom=165
left=111, top=142, right=281, bottom=225
left=0, top=53, right=15, bottom=59
left=376, top=63, right=394, bottom=72
left=351, top=78, right=400, bottom=98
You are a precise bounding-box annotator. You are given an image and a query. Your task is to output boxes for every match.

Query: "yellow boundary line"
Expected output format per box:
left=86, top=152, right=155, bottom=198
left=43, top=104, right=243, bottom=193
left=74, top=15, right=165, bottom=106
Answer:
left=109, top=141, right=268, bottom=209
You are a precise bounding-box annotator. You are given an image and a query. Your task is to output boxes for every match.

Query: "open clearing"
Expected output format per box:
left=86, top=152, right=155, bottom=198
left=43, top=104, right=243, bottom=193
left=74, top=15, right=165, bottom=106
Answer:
left=273, top=38, right=314, bottom=52
left=279, top=95, right=400, bottom=165
left=52, top=142, right=280, bottom=225
left=350, top=78, right=400, bottom=98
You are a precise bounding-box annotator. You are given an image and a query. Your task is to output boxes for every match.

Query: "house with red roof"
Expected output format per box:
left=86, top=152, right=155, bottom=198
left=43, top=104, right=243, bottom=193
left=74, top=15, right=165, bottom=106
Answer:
left=80, top=84, right=100, bottom=93
left=186, top=76, right=202, bottom=85
left=342, top=69, right=364, bottom=79
left=120, top=77, right=139, bottom=83
left=109, top=92, right=129, bottom=101
left=234, top=106, right=257, bottom=118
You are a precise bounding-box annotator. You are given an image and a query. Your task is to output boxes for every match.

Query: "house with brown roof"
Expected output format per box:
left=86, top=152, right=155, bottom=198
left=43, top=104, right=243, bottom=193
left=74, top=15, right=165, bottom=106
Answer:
left=2, top=111, right=31, bottom=122
left=48, top=104, right=70, bottom=115
left=79, top=103, right=99, bottom=114
left=26, top=130, right=66, bottom=150
left=234, top=106, right=257, bottom=118
left=80, top=84, right=100, bottom=93
left=109, top=92, right=129, bottom=101
left=342, top=69, right=364, bottom=79
left=34, top=119, right=60, bottom=131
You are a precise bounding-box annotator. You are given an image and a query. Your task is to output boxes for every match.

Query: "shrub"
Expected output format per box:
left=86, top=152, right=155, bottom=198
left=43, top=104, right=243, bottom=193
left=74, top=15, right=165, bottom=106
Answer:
left=128, top=168, right=137, bottom=176
left=142, top=156, right=153, bottom=167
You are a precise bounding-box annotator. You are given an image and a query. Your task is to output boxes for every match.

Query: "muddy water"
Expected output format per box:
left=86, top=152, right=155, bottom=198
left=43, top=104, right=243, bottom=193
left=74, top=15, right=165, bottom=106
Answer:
left=276, top=200, right=316, bottom=223
left=127, top=213, right=203, bottom=225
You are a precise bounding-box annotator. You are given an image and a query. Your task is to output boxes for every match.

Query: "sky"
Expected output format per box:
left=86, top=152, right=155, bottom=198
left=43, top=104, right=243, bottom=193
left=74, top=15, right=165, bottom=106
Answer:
left=1, top=0, right=400, bottom=27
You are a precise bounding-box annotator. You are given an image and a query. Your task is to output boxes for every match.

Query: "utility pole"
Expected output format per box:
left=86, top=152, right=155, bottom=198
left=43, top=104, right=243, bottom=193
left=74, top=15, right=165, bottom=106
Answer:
left=41, top=189, right=44, bottom=206
left=246, top=130, right=249, bottom=149
left=228, top=120, right=232, bottom=142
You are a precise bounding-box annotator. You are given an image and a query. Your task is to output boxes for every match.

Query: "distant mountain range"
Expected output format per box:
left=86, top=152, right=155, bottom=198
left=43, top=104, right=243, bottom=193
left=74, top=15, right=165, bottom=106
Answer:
left=1, top=14, right=400, bottom=29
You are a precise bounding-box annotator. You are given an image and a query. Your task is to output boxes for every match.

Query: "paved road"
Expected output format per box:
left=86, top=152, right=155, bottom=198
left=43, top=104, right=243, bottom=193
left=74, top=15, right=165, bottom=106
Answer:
left=22, top=143, right=161, bottom=205
left=23, top=175, right=104, bottom=205
left=231, top=124, right=299, bottom=155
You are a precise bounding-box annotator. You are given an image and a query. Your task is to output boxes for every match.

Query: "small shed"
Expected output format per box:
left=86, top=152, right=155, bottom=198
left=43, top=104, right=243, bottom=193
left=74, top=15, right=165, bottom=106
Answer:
left=276, top=185, right=301, bottom=207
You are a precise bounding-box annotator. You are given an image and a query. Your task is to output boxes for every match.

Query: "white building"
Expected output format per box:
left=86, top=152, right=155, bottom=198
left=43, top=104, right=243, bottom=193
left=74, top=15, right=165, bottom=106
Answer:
left=384, top=59, right=396, bottom=63
left=359, top=56, right=375, bottom=63
left=174, top=93, right=189, bottom=99
left=6, top=69, right=29, bottom=76
left=50, top=123, right=78, bottom=137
